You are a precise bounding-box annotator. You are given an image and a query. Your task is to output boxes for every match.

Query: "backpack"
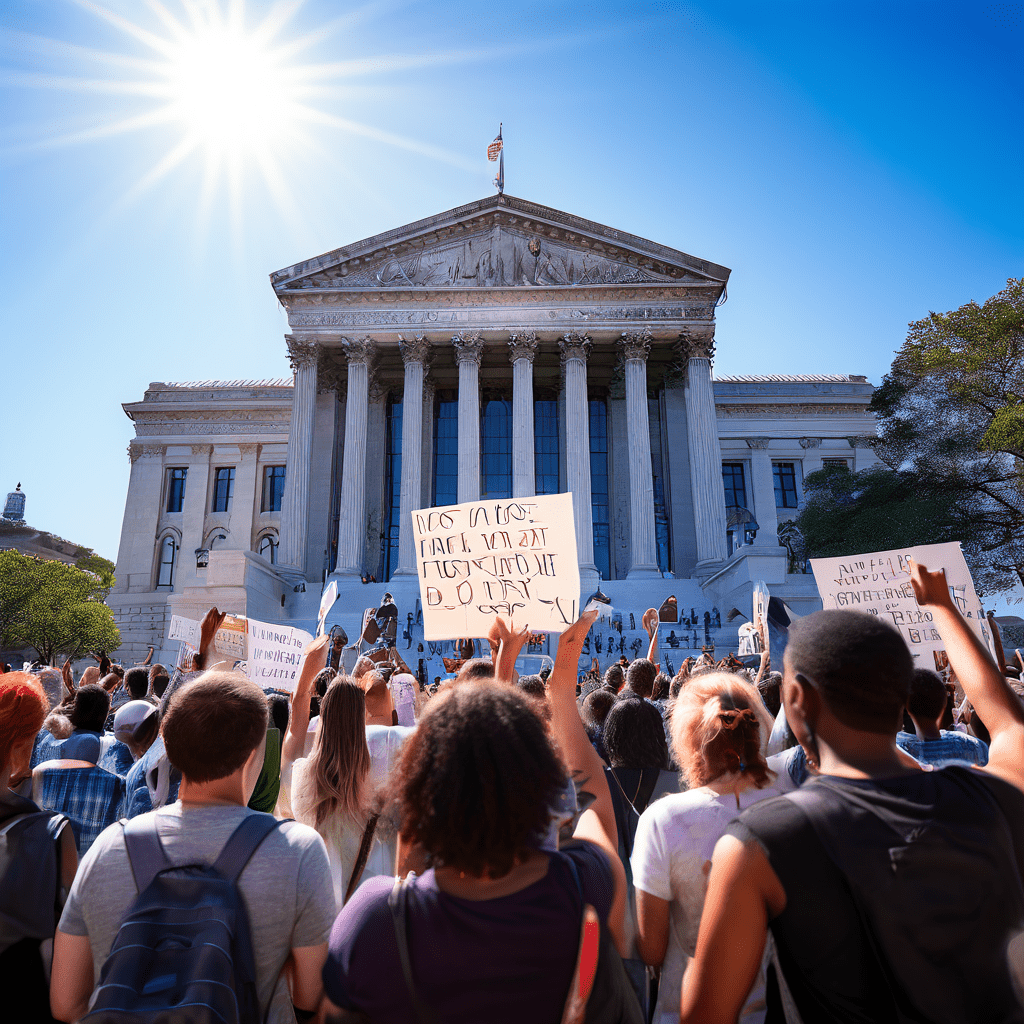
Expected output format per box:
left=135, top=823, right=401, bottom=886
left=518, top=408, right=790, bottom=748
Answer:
left=0, top=808, right=69, bottom=955
left=80, top=812, right=285, bottom=1024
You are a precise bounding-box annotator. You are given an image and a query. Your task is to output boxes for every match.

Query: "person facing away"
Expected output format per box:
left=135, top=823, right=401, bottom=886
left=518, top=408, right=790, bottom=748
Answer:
left=632, top=673, right=781, bottom=1024
left=897, top=667, right=989, bottom=768
left=50, top=670, right=336, bottom=1024
left=680, top=560, right=1024, bottom=1024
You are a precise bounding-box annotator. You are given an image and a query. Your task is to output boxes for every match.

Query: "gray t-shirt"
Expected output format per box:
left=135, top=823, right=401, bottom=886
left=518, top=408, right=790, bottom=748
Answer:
left=60, top=802, right=336, bottom=1023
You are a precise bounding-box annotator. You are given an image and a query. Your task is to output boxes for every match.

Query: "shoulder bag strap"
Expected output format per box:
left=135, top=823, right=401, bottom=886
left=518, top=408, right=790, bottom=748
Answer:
left=123, top=815, right=173, bottom=893
left=214, top=813, right=287, bottom=882
left=388, top=875, right=440, bottom=1024
left=343, top=813, right=380, bottom=905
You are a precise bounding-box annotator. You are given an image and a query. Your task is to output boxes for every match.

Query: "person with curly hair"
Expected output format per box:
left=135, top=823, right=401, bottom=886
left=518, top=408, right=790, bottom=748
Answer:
left=631, top=673, right=780, bottom=1024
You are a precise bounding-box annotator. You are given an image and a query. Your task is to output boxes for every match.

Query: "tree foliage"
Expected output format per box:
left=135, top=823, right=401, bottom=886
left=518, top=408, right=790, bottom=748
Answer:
left=75, top=552, right=116, bottom=594
left=0, top=550, right=120, bottom=664
left=868, top=277, right=1024, bottom=593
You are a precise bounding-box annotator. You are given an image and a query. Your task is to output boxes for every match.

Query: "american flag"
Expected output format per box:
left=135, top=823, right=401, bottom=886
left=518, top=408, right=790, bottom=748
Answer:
left=487, top=129, right=503, bottom=162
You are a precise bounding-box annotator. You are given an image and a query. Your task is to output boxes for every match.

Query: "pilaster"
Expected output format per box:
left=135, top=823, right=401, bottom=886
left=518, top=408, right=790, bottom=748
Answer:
left=509, top=331, right=539, bottom=498
left=452, top=332, right=483, bottom=503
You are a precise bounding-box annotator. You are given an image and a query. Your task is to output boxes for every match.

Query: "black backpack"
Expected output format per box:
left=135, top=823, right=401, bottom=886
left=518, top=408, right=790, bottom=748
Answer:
left=0, top=808, right=69, bottom=955
left=81, top=812, right=285, bottom=1024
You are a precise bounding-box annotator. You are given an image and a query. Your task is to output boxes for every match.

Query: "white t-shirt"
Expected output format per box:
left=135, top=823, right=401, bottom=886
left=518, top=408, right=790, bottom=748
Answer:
left=631, top=784, right=784, bottom=1024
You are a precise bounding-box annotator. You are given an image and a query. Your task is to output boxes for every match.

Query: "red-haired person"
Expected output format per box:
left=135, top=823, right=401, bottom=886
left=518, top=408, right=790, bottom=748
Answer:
left=0, top=672, right=78, bottom=1020
left=631, top=673, right=780, bottom=1024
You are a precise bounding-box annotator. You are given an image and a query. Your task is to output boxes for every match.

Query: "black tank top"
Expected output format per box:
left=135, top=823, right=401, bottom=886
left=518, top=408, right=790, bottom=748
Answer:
left=729, top=767, right=1024, bottom=1024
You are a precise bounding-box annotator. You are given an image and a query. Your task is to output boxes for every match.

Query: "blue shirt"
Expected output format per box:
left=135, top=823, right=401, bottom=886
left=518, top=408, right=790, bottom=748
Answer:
left=98, top=741, right=135, bottom=779
left=34, top=764, right=124, bottom=856
left=896, top=730, right=989, bottom=769
left=31, top=728, right=102, bottom=768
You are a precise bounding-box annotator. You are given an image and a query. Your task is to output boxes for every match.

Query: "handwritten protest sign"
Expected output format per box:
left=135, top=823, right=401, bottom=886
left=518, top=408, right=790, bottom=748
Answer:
left=810, top=541, right=993, bottom=671
left=167, top=614, right=312, bottom=691
left=412, top=492, right=581, bottom=641
left=317, top=579, right=338, bottom=637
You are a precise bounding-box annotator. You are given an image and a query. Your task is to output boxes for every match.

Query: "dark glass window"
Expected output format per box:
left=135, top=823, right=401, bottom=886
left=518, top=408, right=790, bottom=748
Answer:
left=649, top=396, right=671, bottom=572
left=773, top=463, right=799, bottom=508
left=535, top=399, right=559, bottom=495
left=211, top=467, right=235, bottom=513
left=722, top=463, right=746, bottom=509
left=383, top=400, right=403, bottom=580
left=156, top=535, right=176, bottom=588
left=590, top=399, right=611, bottom=581
left=480, top=393, right=512, bottom=499
left=432, top=395, right=458, bottom=507
left=261, top=465, right=286, bottom=512
left=166, top=468, right=187, bottom=513
left=257, top=534, right=278, bottom=564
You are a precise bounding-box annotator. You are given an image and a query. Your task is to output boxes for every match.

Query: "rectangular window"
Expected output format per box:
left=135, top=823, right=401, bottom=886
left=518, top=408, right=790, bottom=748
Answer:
left=534, top=399, right=559, bottom=495
left=590, top=399, right=611, bottom=581
left=773, top=463, right=799, bottom=508
left=261, top=465, right=286, bottom=512
left=165, top=468, right=187, bottom=513
left=432, top=396, right=459, bottom=507
left=212, top=467, right=235, bottom=513
left=722, top=463, right=746, bottom=509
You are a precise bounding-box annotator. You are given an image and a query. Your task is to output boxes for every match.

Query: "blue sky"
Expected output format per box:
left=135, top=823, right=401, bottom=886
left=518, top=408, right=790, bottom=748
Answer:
left=1, top=0, right=1021, bottom=563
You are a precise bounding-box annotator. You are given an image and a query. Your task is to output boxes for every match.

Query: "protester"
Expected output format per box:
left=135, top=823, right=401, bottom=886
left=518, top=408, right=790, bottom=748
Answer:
left=604, top=663, right=626, bottom=694
left=632, top=672, right=780, bottom=1024
left=363, top=672, right=396, bottom=726
left=50, top=669, right=336, bottom=1024
left=98, top=700, right=159, bottom=778
left=581, top=686, right=616, bottom=761
left=680, top=560, right=1024, bottom=1024
left=32, top=684, right=110, bottom=768
left=0, top=672, right=78, bottom=1021
left=897, top=667, right=989, bottom=767
left=319, top=608, right=640, bottom=1024
left=623, top=658, right=657, bottom=701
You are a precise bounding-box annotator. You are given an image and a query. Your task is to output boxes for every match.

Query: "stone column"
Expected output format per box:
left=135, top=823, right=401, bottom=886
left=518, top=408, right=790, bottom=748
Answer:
left=452, top=332, right=483, bottom=503
left=395, top=336, right=430, bottom=575
left=116, top=444, right=166, bottom=594
left=620, top=329, right=661, bottom=578
left=509, top=331, right=538, bottom=498
left=179, top=443, right=213, bottom=589
left=560, top=333, right=599, bottom=582
left=681, top=327, right=728, bottom=571
left=799, top=437, right=823, bottom=482
left=746, top=439, right=779, bottom=548
left=226, top=443, right=261, bottom=552
left=277, top=335, right=320, bottom=577
left=333, top=337, right=375, bottom=577
left=421, top=378, right=435, bottom=508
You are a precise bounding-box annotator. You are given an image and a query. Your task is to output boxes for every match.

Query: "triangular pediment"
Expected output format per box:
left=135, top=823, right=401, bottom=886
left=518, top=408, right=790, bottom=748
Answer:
left=271, top=194, right=730, bottom=294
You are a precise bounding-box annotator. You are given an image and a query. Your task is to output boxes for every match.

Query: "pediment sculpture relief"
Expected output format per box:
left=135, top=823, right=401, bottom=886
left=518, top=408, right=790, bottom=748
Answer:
left=288, top=229, right=690, bottom=291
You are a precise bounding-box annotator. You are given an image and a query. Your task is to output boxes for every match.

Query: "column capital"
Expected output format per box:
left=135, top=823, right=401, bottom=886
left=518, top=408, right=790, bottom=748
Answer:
left=237, top=443, right=262, bottom=458
left=399, top=334, right=431, bottom=365
left=745, top=437, right=771, bottom=449
left=340, top=336, right=376, bottom=365
left=619, top=327, right=653, bottom=361
left=508, top=330, right=539, bottom=364
left=285, top=334, right=321, bottom=370
left=846, top=435, right=876, bottom=449
left=678, top=324, right=716, bottom=360
left=452, top=331, right=484, bottom=365
left=799, top=437, right=821, bottom=449
left=190, top=444, right=213, bottom=456
left=128, top=442, right=165, bottom=463
left=559, top=331, right=592, bottom=363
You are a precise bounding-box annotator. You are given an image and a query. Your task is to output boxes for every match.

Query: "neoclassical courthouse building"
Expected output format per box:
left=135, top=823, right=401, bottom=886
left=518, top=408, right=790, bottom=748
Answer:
left=110, top=195, right=880, bottom=668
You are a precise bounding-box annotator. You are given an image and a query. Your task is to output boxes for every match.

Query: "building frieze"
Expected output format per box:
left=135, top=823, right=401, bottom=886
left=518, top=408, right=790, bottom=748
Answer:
left=134, top=422, right=290, bottom=437
left=716, top=404, right=873, bottom=417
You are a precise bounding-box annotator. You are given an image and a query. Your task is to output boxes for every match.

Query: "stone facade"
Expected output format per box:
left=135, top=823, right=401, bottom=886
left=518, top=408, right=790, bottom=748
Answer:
left=109, top=196, right=881, bottom=666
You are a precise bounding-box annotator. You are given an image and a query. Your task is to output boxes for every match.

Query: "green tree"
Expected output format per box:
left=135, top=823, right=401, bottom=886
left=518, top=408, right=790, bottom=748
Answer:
left=869, top=277, right=1024, bottom=592
left=796, top=463, right=983, bottom=562
left=0, top=550, right=120, bottom=664
left=75, top=552, right=117, bottom=595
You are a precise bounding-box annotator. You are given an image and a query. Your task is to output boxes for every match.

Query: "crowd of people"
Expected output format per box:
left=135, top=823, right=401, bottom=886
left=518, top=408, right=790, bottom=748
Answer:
left=2, top=558, right=1024, bottom=1023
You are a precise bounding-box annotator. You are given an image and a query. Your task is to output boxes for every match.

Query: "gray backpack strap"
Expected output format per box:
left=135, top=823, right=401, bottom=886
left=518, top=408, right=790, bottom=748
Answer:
left=213, top=813, right=285, bottom=882
left=123, top=816, right=172, bottom=894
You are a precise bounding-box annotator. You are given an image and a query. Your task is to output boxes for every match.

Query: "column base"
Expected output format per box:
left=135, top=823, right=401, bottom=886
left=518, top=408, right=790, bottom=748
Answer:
left=274, top=563, right=309, bottom=586
left=389, top=567, right=419, bottom=577
left=626, top=564, right=663, bottom=580
left=693, top=558, right=725, bottom=582
left=329, top=567, right=364, bottom=581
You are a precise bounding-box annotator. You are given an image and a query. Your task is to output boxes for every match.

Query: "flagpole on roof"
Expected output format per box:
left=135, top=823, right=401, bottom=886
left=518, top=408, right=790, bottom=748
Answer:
left=487, top=123, right=504, bottom=194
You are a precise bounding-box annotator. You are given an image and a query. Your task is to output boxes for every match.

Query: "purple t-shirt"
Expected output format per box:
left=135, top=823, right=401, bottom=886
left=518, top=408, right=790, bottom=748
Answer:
left=324, top=842, right=613, bottom=1024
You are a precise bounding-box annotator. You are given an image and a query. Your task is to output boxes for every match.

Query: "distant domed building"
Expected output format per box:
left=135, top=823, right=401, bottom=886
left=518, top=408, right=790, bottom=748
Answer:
left=2, top=483, right=26, bottom=525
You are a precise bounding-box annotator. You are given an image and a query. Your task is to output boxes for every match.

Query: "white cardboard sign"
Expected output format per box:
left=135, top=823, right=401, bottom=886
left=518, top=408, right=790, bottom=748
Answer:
left=809, top=541, right=993, bottom=671
left=412, top=493, right=581, bottom=641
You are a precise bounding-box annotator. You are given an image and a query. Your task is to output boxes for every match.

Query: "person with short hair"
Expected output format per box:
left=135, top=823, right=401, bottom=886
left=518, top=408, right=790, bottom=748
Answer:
left=679, top=562, right=1024, bottom=1024
left=50, top=669, right=336, bottom=1024
left=623, top=658, right=658, bottom=701
left=897, top=667, right=989, bottom=767
left=604, top=664, right=625, bottom=693
left=123, top=667, right=150, bottom=703
left=455, top=657, right=495, bottom=684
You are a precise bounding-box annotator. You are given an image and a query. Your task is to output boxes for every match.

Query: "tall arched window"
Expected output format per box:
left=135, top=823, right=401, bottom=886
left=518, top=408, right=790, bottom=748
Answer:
left=257, top=533, right=278, bottom=564
left=156, top=535, right=177, bottom=589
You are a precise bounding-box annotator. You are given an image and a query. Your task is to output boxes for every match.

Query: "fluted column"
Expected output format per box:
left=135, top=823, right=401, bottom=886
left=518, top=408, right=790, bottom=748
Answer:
left=452, top=332, right=483, bottom=504
left=278, top=335, right=320, bottom=577
left=681, top=327, right=728, bottom=572
left=333, top=337, right=374, bottom=577
left=747, top=439, right=779, bottom=548
left=395, top=336, right=430, bottom=575
left=620, top=329, right=661, bottom=578
left=560, top=333, right=599, bottom=582
left=509, top=331, right=538, bottom=497
left=421, top=378, right=435, bottom=507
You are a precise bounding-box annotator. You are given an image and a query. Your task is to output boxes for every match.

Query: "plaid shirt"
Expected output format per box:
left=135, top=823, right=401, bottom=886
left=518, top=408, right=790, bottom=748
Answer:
left=896, top=730, right=989, bottom=769
left=34, top=765, right=124, bottom=856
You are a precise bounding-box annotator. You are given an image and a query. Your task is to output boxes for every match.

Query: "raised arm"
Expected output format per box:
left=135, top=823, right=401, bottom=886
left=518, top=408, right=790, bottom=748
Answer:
left=282, top=635, right=330, bottom=767
left=488, top=617, right=530, bottom=685
left=547, top=608, right=628, bottom=954
left=643, top=608, right=660, bottom=668
left=910, top=559, right=1024, bottom=791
